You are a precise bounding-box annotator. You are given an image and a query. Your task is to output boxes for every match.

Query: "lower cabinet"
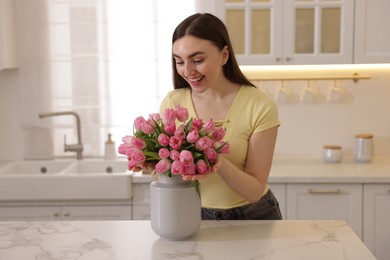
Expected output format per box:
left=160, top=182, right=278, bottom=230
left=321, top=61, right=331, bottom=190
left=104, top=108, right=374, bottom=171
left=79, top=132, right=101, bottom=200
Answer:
left=132, top=183, right=151, bottom=220
left=132, top=205, right=151, bottom=220
left=0, top=204, right=132, bottom=221
left=363, top=184, right=390, bottom=260
left=61, top=205, right=132, bottom=220
left=286, top=183, right=363, bottom=238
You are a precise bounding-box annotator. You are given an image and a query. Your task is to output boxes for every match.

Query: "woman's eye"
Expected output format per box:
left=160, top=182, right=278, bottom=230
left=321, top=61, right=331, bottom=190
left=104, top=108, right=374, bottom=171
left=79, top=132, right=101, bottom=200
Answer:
left=175, top=60, right=184, bottom=65
left=194, top=59, right=203, bottom=64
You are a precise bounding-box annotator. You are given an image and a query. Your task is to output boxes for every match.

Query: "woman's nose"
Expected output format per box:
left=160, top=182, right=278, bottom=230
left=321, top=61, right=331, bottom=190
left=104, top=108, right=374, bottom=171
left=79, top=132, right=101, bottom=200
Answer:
left=184, top=63, right=195, bottom=77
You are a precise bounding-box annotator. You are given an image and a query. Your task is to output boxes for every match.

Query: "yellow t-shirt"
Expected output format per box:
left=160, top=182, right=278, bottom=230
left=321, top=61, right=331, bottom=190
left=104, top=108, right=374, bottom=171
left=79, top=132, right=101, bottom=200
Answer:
left=160, top=85, right=280, bottom=209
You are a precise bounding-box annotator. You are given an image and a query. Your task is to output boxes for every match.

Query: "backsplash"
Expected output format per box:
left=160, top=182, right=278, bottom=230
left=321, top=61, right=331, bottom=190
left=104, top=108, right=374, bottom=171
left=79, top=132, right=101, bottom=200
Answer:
left=242, top=65, right=390, bottom=159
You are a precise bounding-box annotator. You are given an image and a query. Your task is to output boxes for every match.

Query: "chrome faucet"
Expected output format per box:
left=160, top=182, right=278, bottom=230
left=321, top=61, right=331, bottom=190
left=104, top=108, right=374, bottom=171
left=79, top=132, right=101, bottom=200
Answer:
left=38, top=111, right=83, bottom=160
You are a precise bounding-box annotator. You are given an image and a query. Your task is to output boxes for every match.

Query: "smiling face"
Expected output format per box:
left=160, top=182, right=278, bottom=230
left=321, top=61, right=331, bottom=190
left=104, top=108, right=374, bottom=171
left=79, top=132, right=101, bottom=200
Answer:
left=172, top=35, right=229, bottom=93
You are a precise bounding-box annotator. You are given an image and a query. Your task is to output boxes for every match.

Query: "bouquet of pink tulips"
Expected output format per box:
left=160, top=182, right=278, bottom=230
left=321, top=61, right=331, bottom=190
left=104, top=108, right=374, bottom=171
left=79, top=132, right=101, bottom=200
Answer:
left=118, top=105, right=229, bottom=189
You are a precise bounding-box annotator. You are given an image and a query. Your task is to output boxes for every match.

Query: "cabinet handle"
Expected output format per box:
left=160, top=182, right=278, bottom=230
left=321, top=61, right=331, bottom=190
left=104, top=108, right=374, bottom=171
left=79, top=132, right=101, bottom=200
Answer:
left=286, top=57, right=291, bottom=62
left=308, top=188, right=342, bottom=194
left=276, top=57, right=281, bottom=62
left=63, top=212, right=71, bottom=218
left=53, top=212, right=60, bottom=217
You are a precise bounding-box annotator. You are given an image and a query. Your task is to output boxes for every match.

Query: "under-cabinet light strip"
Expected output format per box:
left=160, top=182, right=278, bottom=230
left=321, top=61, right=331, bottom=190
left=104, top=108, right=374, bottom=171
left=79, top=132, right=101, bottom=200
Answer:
left=249, top=73, right=370, bottom=83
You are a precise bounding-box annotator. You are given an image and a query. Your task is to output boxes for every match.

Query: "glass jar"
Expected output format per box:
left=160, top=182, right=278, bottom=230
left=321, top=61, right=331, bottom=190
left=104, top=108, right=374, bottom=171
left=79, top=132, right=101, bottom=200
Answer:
left=322, top=145, right=343, bottom=163
left=353, top=133, right=373, bottom=163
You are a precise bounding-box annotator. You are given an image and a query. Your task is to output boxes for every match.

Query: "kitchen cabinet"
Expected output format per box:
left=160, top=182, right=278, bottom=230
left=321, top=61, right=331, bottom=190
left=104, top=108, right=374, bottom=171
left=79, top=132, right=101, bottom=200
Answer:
left=286, top=183, right=363, bottom=238
left=354, top=0, right=390, bottom=63
left=0, top=204, right=132, bottom=221
left=132, top=182, right=151, bottom=220
left=197, top=0, right=354, bottom=65
left=0, top=0, right=17, bottom=70
left=363, top=184, right=390, bottom=260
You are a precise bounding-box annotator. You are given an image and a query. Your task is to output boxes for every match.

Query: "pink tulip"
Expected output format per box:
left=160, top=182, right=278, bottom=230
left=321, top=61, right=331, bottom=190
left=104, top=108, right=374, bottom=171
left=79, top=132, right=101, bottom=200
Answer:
left=118, top=143, right=127, bottom=155
left=204, top=148, right=217, bottom=163
left=171, top=160, right=183, bottom=175
left=158, top=148, right=170, bottom=159
left=149, top=113, right=161, bottom=123
left=220, top=142, right=230, bottom=154
left=126, top=148, right=145, bottom=168
left=141, top=122, right=155, bottom=135
left=214, top=141, right=230, bottom=154
left=182, top=163, right=196, bottom=175
left=121, top=135, right=145, bottom=149
left=203, top=119, right=215, bottom=134
left=196, top=159, right=210, bottom=174
left=175, top=105, right=189, bottom=122
left=192, top=118, right=204, bottom=130
left=121, top=135, right=133, bottom=145
left=146, top=118, right=156, bottom=128
left=158, top=133, right=170, bottom=147
left=170, top=150, right=180, bottom=160
left=155, top=159, right=171, bottom=174
left=180, top=150, right=194, bottom=167
left=169, top=136, right=183, bottom=150
left=128, top=159, right=140, bottom=169
left=212, top=127, right=226, bottom=141
left=164, top=122, right=176, bottom=135
left=162, top=108, right=177, bottom=125
left=195, top=136, right=213, bottom=151
left=134, top=116, right=146, bottom=131
left=186, top=129, right=199, bottom=143
left=174, top=124, right=186, bottom=140
left=131, top=137, right=147, bottom=149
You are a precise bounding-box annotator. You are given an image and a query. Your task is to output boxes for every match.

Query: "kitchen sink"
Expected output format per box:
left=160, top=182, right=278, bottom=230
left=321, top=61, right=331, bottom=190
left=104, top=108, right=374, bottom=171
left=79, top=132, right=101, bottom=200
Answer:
left=0, top=160, right=74, bottom=175
left=63, top=160, right=127, bottom=175
left=0, top=159, right=132, bottom=201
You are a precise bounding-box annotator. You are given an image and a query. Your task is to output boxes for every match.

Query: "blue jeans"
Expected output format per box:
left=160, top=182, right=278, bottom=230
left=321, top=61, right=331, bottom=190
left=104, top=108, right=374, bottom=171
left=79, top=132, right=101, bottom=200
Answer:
left=201, top=189, right=282, bottom=220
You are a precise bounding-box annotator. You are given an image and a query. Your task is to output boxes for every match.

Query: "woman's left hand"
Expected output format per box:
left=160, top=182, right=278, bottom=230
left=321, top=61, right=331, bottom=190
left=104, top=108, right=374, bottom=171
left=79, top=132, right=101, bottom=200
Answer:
left=181, top=155, right=223, bottom=181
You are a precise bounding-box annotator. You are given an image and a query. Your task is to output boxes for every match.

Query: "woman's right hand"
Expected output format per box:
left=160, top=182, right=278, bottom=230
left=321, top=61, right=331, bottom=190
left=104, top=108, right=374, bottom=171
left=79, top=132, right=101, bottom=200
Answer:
left=128, top=160, right=156, bottom=174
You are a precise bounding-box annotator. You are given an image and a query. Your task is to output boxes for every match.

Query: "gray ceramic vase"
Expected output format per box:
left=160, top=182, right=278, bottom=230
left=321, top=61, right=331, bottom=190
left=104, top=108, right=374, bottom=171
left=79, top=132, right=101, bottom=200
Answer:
left=150, top=173, right=201, bottom=240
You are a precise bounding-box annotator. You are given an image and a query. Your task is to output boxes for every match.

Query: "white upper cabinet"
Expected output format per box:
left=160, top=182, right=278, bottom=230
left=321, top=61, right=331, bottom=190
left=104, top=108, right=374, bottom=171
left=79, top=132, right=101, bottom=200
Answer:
left=0, top=0, right=17, bottom=70
left=197, top=0, right=354, bottom=65
left=354, top=0, right=390, bottom=63
left=198, top=0, right=390, bottom=65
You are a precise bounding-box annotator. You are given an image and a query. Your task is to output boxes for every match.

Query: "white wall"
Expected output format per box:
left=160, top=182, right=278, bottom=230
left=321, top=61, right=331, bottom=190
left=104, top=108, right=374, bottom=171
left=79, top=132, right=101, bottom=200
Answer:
left=243, top=65, right=390, bottom=159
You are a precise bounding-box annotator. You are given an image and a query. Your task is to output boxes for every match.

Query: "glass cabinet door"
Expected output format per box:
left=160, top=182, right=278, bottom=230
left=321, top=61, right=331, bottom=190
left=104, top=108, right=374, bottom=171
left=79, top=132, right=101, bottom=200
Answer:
left=224, top=0, right=284, bottom=65
left=293, top=6, right=342, bottom=54
left=284, top=0, right=353, bottom=64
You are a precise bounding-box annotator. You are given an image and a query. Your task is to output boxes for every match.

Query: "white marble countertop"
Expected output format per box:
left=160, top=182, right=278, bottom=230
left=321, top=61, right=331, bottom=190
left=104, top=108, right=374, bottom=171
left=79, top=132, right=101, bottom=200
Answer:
left=0, top=220, right=375, bottom=260
left=132, top=157, right=390, bottom=184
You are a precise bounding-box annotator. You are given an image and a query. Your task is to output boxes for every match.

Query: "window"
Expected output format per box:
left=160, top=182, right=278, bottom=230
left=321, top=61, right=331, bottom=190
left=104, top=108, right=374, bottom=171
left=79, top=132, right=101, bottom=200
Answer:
left=46, top=0, right=195, bottom=157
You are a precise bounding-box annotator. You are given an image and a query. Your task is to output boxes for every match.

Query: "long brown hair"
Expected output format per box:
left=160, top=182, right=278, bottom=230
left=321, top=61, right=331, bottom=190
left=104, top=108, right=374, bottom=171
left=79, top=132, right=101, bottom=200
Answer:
left=171, top=13, right=255, bottom=89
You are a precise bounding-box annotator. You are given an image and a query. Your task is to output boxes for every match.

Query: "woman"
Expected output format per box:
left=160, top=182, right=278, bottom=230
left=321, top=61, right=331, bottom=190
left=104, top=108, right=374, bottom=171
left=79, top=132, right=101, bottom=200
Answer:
left=159, top=13, right=282, bottom=220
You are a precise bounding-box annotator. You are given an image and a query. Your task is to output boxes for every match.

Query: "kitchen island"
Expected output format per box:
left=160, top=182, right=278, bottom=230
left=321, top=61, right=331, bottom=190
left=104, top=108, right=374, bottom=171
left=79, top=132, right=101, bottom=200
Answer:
left=0, top=220, right=376, bottom=260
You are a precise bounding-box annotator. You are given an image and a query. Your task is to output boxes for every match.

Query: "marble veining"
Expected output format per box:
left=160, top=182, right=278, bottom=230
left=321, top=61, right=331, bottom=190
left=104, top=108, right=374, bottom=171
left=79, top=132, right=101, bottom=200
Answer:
left=0, top=222, right=116, bottom=260
left=0, top=220, right=376, bottom=260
